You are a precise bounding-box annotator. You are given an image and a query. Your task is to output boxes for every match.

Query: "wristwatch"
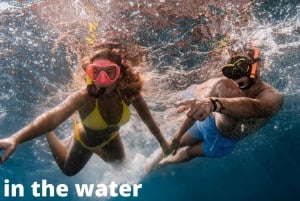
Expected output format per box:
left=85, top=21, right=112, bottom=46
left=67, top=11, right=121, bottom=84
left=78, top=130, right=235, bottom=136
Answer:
left=209, top=97, right=225, bottom=113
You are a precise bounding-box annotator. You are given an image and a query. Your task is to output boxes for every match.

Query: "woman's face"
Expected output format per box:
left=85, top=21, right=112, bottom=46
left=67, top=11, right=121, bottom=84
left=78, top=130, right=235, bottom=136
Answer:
left=86, top=59, right=121, bottom=88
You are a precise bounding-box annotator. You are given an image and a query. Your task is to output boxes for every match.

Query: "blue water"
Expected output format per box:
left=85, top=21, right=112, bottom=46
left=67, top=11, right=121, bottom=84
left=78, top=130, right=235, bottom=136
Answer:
left=1, top=1, right=300, bottom=201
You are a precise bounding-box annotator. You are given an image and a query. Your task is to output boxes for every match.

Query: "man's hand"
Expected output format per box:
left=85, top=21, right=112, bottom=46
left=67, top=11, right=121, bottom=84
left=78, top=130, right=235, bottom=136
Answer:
left=176, top=98, right=213, bottom=121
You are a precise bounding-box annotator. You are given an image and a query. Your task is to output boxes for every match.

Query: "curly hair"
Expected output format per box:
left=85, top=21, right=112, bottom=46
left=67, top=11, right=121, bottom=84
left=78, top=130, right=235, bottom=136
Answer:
left=80, top=45, right=144, bottom=99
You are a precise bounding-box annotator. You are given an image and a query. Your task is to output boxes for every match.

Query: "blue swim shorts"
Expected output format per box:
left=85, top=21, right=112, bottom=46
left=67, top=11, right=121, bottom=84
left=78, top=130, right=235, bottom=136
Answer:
left=188, top=115, right=237, bottom=158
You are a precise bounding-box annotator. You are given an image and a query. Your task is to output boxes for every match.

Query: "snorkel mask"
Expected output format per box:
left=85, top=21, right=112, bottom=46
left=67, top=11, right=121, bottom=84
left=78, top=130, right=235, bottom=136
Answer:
left=86, top=59, right=121, bottom=87
left=222, top=48, right=260, bottom=89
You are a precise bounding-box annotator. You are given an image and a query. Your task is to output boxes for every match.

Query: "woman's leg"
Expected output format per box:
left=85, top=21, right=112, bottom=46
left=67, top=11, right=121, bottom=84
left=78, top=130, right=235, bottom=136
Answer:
left=46, top=131, right=93, bottom=176
left=93, top=134, right=125, bottom=164
left=46, top=132, right=67, bottom=168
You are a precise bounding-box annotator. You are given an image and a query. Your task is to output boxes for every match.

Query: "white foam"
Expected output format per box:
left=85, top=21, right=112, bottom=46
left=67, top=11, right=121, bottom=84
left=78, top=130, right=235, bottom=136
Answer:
left=296, top=5, right=300, bottom=31
left=0, top=106, right=7, bottom=121
left=0, top=2, right=14, bottom=11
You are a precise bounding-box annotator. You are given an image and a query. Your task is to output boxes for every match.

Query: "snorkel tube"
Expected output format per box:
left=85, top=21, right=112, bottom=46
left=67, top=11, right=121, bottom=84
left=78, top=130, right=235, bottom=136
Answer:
left=240, top=48, right=260, bottom=90
left=249, top=48, right=260, bottom=80
left=245, top=47, right=260, bottom=89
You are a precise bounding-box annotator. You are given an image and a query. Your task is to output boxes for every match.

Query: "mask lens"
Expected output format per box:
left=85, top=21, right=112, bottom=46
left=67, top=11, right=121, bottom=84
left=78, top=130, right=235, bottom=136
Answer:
left=235, top=61, right=249, bottom=74
left=92, top=66, right=117, bottom=80
left=231, top=69, right=244, bottom=80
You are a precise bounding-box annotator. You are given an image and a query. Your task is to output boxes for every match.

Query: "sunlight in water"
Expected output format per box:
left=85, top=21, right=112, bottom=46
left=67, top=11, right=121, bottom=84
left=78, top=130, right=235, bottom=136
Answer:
left=1, top=1, right=300, bottom=201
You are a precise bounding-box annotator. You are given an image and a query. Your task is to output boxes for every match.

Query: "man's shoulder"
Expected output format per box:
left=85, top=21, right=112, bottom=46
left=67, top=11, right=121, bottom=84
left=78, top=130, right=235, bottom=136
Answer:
left=259, top=82, right=284, bottom=113
left=201, top=76, right=234, bottom=88
left=213, top=77, right=239, bottom=91
left=201, top=77, right=240, bottom=98
left=261, top=82, right=283, bottom=97
left=215, top=77, right=235, bottom=85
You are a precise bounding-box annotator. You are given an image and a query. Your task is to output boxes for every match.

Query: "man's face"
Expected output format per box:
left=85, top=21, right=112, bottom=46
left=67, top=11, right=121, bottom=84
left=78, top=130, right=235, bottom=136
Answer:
left=233, top=76, right=251, bottom=89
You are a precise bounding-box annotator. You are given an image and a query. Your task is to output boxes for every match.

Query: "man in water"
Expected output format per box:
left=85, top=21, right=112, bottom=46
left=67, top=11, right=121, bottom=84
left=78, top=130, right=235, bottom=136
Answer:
left=157, top=47, right=283, bottom=167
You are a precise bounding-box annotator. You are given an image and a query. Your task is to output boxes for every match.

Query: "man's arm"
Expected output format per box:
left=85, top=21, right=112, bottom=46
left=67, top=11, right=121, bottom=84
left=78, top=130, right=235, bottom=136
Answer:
left=207, top=78, right=284, bottom=119
left=215, top=89, right=284, bottom=119
left=178, top=79, right=283, bottom=121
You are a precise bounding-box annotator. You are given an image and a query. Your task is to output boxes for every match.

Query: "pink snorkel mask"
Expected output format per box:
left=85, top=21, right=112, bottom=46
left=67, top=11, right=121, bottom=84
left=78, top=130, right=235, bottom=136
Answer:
left=86, top=59, right=121, bottom=87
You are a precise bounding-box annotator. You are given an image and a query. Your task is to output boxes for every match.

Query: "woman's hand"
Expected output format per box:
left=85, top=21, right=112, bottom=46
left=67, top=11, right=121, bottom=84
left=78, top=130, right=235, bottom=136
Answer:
left=0, top=137, right=18, bottom=164
left=160, top=141, right=172, bottom=156
left=170, top=137, right=180, bottom=155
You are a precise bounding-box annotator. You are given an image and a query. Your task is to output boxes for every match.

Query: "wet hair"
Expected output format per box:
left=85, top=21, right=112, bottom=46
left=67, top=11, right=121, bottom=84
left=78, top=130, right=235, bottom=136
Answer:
left=81, top=46, right=143, bottom=99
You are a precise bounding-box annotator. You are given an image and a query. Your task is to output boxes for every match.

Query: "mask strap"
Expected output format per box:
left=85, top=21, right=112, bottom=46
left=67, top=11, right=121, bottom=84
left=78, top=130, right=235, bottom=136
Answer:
left=233, top=58, right=246, bottom=66
left=86, top=76, right=93, bottom=85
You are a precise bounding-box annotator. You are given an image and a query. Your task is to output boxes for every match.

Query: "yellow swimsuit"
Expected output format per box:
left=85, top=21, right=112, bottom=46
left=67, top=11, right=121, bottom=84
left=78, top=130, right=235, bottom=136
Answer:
left=74, top=95, right=130, bottom=149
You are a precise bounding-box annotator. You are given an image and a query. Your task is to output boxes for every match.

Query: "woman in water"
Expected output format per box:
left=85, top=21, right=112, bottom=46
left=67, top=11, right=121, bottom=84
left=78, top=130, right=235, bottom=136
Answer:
left=0, top=40, right=171, bottom=176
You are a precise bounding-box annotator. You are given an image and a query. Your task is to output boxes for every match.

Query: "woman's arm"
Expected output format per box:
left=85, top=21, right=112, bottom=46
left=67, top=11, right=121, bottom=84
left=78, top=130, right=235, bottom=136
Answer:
left=13, top=89, right=87, bottom=143
left=0, top=89, right=87, bottom=163
left=170, top=116, right=196, bottom=153
left=131, top=94, right=171, bottom=155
